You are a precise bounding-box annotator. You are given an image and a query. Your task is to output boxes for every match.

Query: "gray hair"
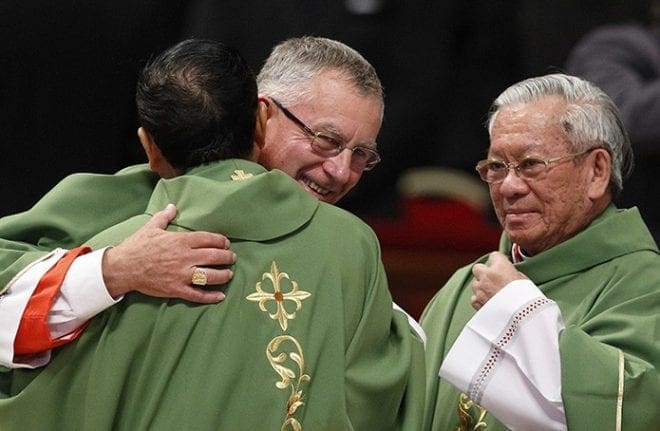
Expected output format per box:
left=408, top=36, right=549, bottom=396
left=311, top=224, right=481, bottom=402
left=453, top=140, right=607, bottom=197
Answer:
left=486, top=73, right=633, bottom=196
left=257, top=36, right=384, bottom=113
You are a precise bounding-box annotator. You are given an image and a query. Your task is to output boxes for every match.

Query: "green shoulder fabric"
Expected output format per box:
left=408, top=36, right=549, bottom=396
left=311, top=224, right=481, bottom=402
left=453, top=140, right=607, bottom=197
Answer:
left=0, top=164, right=157, bottom=293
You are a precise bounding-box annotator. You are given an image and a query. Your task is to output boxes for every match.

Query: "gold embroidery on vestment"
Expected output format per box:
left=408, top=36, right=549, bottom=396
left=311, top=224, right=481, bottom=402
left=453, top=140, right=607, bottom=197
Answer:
left=268, top=335, right=311, bottom=428
left=230, top=169, right=254, bottom=180
left=246, top=261, right=311, bottom=331
left=247, top=261, right=311, bottom=430
left=456, top=393, right=488, bottom=431
left=281, top=418, right=303, bottom=431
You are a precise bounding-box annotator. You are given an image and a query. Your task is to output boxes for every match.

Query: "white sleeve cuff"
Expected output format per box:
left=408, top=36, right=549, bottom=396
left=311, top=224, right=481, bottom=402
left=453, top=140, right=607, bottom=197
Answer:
left=48, top=247, right=122, bottom=338
left=0, top=249, right=68, bottom=368
left=439, top=280, right=544, bottom=384
left=439, top=279, right=567, bottom=430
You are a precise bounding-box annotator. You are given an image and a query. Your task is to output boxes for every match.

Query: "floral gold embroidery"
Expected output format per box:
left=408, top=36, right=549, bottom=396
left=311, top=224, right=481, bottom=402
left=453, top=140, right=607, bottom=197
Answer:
left=456, top=393, right=488, bottom=431
left=281, top=418, right=302, bottom=431
left=246, top=261, right=311, bottom=331
left=247, top=261, right=311, bottom=430
left=231, top=169, right=254, bottom=180
left=268, top=335, right=311, bottom=427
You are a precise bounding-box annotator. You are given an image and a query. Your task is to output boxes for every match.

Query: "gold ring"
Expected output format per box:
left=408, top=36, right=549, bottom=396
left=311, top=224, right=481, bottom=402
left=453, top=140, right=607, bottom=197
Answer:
left=191, top=267, right=208, bottom=286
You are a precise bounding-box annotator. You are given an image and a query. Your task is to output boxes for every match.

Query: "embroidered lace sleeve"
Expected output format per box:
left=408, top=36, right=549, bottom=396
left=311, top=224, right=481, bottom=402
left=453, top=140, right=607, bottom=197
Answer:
left=440, top=279, right=568, bottom=430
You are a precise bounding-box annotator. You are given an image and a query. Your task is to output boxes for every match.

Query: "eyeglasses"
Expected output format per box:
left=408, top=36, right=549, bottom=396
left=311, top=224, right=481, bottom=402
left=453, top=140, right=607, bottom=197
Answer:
left=475, top=148, right=597, bottom=183
left=271, top=98, right=381, bottom=171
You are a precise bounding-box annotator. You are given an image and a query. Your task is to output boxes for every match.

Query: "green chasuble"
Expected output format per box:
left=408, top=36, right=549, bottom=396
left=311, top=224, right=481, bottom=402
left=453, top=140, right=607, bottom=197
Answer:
left=420, top=205, right=660, bottom=430
left=0, top=160, right=426, bottom=431
left=0, top=164, right=158, bottom=293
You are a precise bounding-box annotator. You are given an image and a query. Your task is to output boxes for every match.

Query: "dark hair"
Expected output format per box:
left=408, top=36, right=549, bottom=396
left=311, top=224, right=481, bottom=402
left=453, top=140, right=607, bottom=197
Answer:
left=136, top=39, right=257, bottom=172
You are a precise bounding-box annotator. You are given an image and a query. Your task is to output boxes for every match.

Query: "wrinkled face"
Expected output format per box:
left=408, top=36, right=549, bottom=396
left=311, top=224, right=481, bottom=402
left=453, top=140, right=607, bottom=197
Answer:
left=257, top=69, right=382, bottom=204
left=488, top=96, right=597, bottom=255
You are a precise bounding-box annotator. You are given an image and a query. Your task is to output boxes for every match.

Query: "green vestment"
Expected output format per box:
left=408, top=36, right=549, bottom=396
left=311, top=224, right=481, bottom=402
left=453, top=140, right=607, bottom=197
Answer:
left=0, top=160, right=426, bottom=430
left=0, top=164, right=158, bottom=293
left=421, top=205, right=660, bottom=430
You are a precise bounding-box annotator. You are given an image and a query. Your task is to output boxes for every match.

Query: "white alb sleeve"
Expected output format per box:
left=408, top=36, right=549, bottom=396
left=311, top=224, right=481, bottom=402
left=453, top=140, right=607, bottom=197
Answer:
left=439, top=279, right=567, bottom=431
left=0, top=248, right=120, bottom=369
left=48, top=247, right=121, bottom=338
left=0, top=249, right=67, bottom=368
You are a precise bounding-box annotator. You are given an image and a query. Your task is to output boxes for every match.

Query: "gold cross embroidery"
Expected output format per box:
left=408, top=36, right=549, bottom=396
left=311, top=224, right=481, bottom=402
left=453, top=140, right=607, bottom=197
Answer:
left=246, top=261, right=311, bottom=331
left=231, top=169, right=254, bottom=181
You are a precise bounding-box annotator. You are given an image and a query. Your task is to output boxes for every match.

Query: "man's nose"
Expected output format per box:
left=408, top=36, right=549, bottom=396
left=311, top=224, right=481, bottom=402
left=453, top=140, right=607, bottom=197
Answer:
left=323, top=149, right=353, bottom=184
left=497, top=167, right=529, bottom=195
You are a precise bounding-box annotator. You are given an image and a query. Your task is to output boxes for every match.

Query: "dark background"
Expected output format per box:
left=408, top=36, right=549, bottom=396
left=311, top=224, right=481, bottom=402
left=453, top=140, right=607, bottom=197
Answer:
left=0, top=0, right=650, bottom=219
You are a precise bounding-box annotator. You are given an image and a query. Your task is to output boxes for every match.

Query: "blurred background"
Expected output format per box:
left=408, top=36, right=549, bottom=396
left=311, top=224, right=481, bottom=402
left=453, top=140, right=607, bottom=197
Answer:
left=1, top=0, right=656, bottom=316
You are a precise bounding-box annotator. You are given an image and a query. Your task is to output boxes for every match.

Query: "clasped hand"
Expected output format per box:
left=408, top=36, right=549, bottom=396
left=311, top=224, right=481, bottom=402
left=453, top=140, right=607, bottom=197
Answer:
left=470, top=251, right=528, bottom=310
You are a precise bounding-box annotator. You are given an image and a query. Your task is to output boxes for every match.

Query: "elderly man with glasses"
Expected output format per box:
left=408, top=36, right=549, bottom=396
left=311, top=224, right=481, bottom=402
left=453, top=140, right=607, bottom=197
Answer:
left=421, top=73, right=660, bottom=430
left=0, top=36, right=416, bottom=368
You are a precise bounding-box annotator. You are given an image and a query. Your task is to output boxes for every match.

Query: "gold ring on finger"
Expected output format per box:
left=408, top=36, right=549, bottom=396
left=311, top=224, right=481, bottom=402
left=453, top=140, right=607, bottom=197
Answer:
left=191, top=267, right=208, bottom=286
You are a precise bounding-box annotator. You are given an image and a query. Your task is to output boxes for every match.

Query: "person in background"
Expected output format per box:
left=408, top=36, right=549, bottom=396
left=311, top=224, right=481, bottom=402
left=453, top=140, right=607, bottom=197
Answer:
left=0, top=36, right=394, bottom=368
left=565, top=0, right=660, bottom=243
left=0, top=38, right=425, bottom=430
left=421, top=73, right=659, bottom=430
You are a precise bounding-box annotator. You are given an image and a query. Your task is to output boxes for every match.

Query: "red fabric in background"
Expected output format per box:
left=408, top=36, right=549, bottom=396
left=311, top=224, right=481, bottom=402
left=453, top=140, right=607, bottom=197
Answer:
left=365, top=197, right=501, bottom=251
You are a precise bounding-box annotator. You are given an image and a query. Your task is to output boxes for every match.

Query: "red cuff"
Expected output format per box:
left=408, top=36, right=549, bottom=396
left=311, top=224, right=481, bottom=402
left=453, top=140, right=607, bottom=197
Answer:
left=14, top=246, right=92, bottom=355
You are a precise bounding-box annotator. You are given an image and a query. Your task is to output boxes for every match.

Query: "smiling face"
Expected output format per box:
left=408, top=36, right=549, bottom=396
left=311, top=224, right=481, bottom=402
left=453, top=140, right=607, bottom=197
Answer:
left=257, top=69, right=383, bottom=204
left=488, top=96, right=610, bottom=255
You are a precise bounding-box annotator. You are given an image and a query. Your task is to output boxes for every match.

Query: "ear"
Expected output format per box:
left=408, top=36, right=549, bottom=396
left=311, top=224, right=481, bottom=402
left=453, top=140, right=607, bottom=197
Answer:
left=586, top=148, right=612, bottom=200
left=254, top=98, right=269, bottom=151
left=138, top=127, right=178, bottom=178
left=138, top=127, right=159, bottom=169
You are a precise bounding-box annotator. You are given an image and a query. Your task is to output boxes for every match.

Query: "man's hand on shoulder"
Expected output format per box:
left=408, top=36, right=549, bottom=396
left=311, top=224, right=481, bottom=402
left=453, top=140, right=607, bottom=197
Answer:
left=102, top=204, right=235, bottom=303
